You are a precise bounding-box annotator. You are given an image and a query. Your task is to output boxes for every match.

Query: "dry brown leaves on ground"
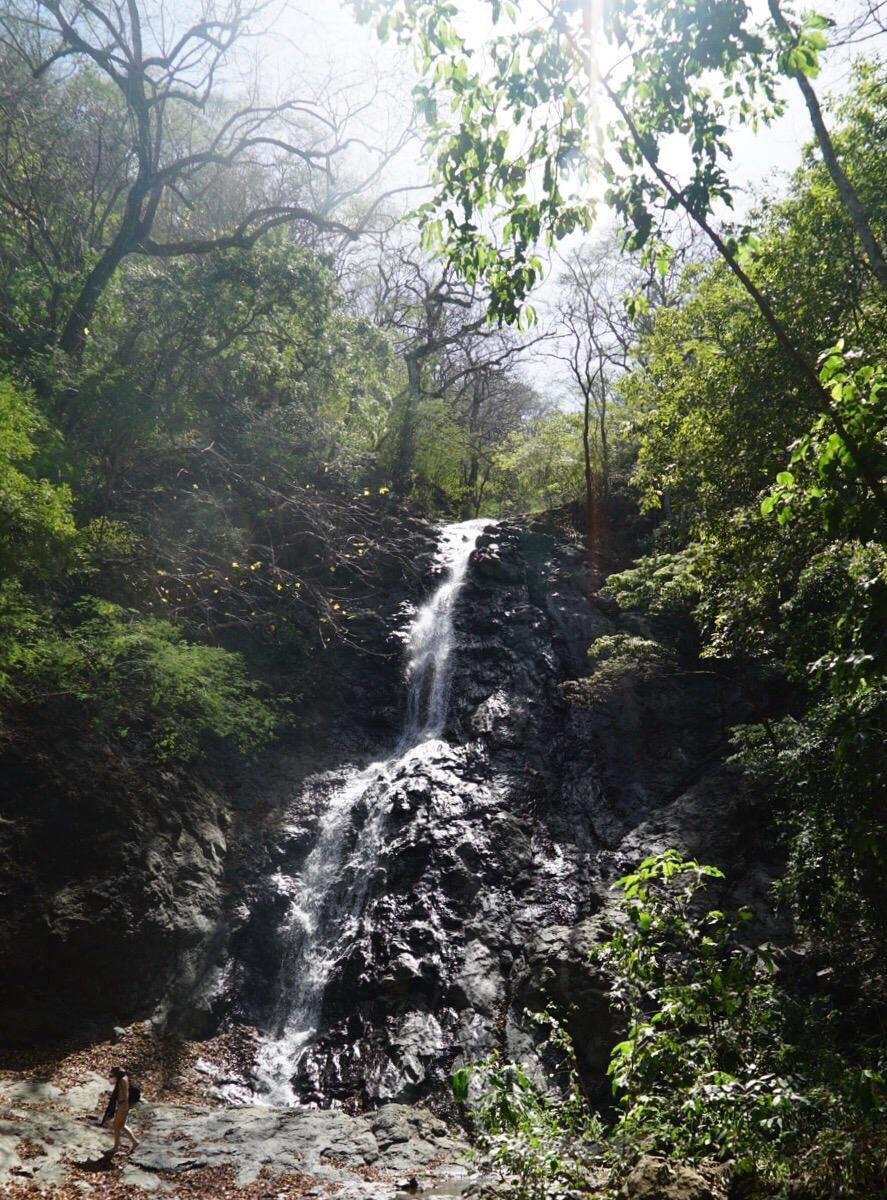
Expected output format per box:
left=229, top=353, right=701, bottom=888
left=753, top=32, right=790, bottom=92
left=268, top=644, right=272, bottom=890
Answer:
left=3, top=1161, right=332, bottom=1199
left=14, top=1139, right=46, bottom=1160
left=321, top=1156, right=390, bottom=1182
left=0, top=1023, right=259, bottom=1108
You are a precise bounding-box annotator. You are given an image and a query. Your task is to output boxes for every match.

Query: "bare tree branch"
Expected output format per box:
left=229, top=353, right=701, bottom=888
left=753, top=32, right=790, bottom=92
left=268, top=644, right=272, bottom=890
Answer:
left=0, top=0, right=414, bottom=359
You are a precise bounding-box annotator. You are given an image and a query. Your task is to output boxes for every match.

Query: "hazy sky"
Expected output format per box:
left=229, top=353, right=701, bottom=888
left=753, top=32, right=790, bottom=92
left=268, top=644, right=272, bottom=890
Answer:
left=258, top=0, right=878, bottom=207
left=245, top=0, right=882, bottom=394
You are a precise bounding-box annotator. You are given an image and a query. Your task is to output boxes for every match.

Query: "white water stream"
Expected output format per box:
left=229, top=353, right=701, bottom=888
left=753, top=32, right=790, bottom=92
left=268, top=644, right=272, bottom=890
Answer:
left=255, top=519, right=493, bottom=1103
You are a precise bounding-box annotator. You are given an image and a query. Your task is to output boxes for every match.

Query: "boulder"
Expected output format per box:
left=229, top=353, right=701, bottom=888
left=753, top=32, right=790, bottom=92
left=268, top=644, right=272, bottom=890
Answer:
left=622, top=1156, right=728, bottom=1200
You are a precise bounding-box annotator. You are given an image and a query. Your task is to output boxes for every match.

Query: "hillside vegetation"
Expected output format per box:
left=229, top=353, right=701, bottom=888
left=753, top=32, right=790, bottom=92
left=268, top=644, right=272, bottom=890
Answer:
left=0, top=0, right=883, bottom=1195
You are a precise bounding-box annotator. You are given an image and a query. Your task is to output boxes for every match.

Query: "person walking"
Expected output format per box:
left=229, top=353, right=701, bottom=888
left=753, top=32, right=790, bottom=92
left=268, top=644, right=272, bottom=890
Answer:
left=100, top=1066, right=140, bottom=1154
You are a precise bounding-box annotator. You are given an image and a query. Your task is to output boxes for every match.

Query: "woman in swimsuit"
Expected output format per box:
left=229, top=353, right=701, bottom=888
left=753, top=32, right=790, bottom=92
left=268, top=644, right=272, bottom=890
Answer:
left=101, top=1066, right=140, bottom=1154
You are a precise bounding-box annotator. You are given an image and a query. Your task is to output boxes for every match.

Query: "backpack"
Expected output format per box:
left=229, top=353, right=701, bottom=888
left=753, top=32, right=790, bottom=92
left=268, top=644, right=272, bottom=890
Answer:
left=101, top=1077, right=141, bottom=1126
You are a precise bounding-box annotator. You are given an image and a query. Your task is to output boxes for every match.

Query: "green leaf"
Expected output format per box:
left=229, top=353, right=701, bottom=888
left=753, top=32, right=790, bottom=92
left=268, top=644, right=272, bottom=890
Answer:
left=451, top=1066, right=472, bottom=1103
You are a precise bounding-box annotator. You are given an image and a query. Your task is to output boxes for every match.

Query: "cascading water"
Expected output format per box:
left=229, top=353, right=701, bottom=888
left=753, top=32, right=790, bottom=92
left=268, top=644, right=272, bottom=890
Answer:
left=255, top=518, right=493, bottom=1104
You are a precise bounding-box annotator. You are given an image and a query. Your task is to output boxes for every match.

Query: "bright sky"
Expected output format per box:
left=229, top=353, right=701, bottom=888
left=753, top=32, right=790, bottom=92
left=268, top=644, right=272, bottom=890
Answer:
left=258, top=0, right=881, bottom=208
left=246, top=0, right=883, bottom=393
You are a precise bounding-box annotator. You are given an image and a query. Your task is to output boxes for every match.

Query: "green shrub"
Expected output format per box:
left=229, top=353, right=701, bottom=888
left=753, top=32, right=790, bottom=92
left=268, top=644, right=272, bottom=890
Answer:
left=0, top=373, right=275, bottom=762
left=452, top=1010, right=605, bottom=1200
left=0, top=374, right=75, bottom=578
left=563, top=633, right=674, bottom=704
left=597, top=852, right=886, bottom=1193
left=455, top=853, right=886, bottom=1198
left=5, top=598, right=276, bottom=761
left=595, top=851, right=792, bottom=1165
left=604, top=552, right=700, bottom=617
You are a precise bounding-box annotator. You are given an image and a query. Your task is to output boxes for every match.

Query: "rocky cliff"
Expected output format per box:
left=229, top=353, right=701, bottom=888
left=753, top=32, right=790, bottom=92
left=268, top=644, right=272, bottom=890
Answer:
left=227, top=517, right=782, bottom=1106
left=0, top=510, right=441, bottom=1047
left=0, top=513, right=782, bottom=1109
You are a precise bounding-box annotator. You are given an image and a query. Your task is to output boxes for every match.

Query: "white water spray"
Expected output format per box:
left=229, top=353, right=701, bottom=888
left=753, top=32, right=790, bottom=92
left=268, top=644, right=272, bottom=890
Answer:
left=402, top=520, right=489, bottom=744
left=255, top=519, right=492, bottom=1103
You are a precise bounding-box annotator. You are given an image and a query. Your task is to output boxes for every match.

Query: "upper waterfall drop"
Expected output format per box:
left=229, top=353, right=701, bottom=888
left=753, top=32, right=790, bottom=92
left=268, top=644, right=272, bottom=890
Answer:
left=254, top=517, right=495, bottom=1105
left=402, top=518, right=493, bottom=746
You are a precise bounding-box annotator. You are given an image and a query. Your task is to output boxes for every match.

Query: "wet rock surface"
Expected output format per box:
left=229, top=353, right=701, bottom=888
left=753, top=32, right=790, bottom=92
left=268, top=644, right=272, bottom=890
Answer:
left=233, top=518, right=782, bottom=1106
left=1, top=513, right=783, bottom=1110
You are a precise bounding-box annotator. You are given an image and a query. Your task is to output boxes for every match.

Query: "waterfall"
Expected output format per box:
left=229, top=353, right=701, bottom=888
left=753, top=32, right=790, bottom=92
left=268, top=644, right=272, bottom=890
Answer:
left=402, top=519, right=490, bottom=744
left=255, top=518, right=493, bottom=1104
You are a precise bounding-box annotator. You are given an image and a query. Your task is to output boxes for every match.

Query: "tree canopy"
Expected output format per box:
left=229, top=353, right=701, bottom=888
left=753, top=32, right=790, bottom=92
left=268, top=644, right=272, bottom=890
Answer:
left=0, top=0, right=884, bottom=1192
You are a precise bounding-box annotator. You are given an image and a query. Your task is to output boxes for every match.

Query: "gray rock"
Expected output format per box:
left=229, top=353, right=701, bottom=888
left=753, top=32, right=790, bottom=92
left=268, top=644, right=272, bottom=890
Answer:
left=0, top=1073, right=468, bottom=1196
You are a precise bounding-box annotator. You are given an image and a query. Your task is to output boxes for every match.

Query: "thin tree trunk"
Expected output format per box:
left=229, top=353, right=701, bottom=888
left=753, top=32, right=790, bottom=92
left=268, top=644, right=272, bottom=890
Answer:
left=599, top=392, right=609, bottom=495
left=597, top=383, right=609, bottom=577
left=768, top=0, right=887, bottom=294
left=58, top=180, right=151, bottom=358
left=392, top=354, right=422, bottom=492
left=603, top=80, right=887, bottom=515
left=474, top=462, right=492, bottom=517
left=582, top=384, right=597, bottom=584
left=58, top=240, right=129, bottom=358
left=464, top=376, right=484, bottom=517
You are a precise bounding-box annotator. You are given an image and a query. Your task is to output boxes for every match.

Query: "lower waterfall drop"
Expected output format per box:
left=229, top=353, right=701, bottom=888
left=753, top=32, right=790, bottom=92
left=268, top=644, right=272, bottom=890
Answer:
left=255, top=518, right=493, bottom=1104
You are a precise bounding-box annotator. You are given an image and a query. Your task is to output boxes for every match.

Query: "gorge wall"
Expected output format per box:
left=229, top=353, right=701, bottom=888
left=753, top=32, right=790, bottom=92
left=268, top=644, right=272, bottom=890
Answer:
left=0, top=513, right=783, bottom=1108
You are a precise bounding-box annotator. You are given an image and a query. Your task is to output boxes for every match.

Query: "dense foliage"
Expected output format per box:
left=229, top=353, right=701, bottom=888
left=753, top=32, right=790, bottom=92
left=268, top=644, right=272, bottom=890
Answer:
left=365, top=0, right=885, bottom=1191
left=616, top=64, right=886, bottom=989
left=0, top=369, right=269, bottom=753
left=583, top=64, right=886, bottom=1198
left=0, top=2, right=572, bottom=775
left=0, top=0, right=883, bottom=1191
left=457, top=853, right=885, bottom=1198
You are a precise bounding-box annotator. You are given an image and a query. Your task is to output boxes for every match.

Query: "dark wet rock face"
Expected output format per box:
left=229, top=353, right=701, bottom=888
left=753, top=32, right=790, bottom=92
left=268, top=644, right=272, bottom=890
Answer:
left=230, top=518, right=781, bottom=1107
left=0, top=765, right=233, bottom=1043
left=0, top=514, right=781, bottom=1106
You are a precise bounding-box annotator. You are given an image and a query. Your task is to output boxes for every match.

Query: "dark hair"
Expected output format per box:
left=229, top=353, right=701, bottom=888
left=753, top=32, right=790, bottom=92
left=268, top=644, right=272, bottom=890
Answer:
left=109, top=1066, right=126, bottom=1079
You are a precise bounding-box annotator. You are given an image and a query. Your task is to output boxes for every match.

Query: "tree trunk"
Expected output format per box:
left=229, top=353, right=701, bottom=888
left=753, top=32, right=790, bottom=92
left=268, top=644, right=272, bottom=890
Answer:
left=463, top=376, right=484, bottom=517
left=58, top=184, right=149, bottom=359
left=474, top=462, right=492, bottom=517
left=582, top=385, right=598, bottom=585
left=392, top=354, right=422, bottom=492
left=599, top=392, right=609, bottom=496
left=58, top=242, right=128, bottom=358
left=768, top=0, right=887, bottom=294
left=597, top=383, right=609, bottom=578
